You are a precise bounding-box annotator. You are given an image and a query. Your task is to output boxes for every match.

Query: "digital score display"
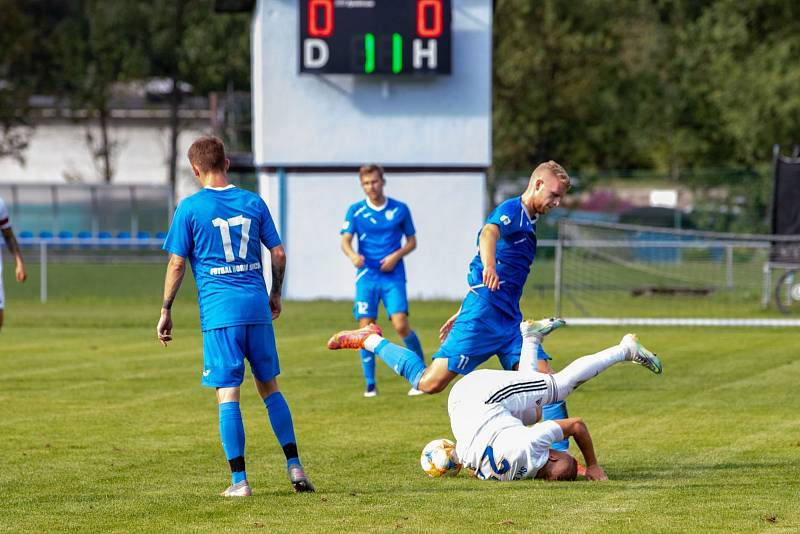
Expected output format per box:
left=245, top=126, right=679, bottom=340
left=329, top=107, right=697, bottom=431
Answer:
left=299, top=0, right=451, bottom=75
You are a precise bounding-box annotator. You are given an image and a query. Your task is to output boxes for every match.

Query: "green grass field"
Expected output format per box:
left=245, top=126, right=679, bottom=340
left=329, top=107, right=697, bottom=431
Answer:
left=1, top=263, right=799, bottom=532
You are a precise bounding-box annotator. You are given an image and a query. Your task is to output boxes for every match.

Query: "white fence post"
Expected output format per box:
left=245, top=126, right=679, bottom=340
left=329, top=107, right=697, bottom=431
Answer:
left=554, top=221, right=564, bottom=317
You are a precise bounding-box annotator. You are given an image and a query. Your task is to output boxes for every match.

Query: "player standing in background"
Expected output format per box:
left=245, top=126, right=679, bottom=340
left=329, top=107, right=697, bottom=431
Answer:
left=330, top=161, right=575, bottom=451
left=0, top=196, right=27, bottom=331
left=340, top=164, right=424, bottom=397
left=156, top=136, right=313, bottom=496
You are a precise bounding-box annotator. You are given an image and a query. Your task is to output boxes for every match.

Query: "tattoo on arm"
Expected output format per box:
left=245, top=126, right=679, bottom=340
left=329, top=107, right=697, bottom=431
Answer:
left=161, top=255, right=186, bottom=310
left=271, top=262, right=285, bottom=295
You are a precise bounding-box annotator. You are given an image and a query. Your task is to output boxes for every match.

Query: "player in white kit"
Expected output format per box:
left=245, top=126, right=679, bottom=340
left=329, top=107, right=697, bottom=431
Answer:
left=446, top=321, right=662, bottom=481
left=0, top=196, right=27, bottom=331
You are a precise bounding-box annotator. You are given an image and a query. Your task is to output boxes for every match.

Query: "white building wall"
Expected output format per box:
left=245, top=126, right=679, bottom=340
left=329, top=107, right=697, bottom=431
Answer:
left=0, top=119, right=206, bottom=200
left=253, top=0, right=492, bottom=300
left=263, top=171, right=484, bottom=300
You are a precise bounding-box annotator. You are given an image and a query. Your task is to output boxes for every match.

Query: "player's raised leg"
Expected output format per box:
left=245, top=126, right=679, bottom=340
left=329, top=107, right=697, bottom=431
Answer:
left=389, top=312, right=426, bottom=396
left=328, top=324, right=433, bottom=391
left=518, top=317, right=566, bottom=372
left=551, top=333, right=662, bottom=402
left=518, top=318, right=570, bottom=450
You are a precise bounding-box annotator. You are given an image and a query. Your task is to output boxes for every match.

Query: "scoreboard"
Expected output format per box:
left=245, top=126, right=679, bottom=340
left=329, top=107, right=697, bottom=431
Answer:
left=299, top=0, right=452, bottom=75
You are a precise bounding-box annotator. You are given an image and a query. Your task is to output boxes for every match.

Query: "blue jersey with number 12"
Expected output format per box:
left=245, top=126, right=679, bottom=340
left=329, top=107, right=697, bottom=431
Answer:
left=340, top=198, right=415, bottom=280
left=163, top=186, right=281, bottom=331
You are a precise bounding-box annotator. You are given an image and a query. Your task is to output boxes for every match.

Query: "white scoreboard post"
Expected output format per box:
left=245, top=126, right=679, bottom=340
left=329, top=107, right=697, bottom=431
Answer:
left=252, top=0, right=492, bottom=300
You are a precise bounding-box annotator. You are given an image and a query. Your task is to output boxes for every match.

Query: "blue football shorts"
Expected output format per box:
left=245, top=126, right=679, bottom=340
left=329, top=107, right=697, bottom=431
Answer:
left=432, top=291, right=550, bottom=375
left=353, top=272, right=409, bottom=319
left=201, top=324, right=280, bottom=387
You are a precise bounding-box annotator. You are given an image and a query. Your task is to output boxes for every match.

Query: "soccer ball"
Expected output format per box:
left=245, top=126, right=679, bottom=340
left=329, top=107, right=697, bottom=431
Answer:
left=420, top=438, right=462, bottom=478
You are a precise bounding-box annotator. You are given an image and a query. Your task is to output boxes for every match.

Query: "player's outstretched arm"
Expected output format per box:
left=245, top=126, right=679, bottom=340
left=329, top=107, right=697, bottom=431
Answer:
left=1, top=228, right=26, bottom=282
left=157, top=254, right=186, bottom=346
left=269, top=245, right=286, bottom=320
left=478, top=224, right=501, bottom=291
left=555, top=417, right=608, bottom=481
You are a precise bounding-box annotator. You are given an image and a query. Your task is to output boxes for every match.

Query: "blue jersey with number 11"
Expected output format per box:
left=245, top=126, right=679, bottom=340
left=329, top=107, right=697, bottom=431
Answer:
left=163, top=186, right=281, bottom=331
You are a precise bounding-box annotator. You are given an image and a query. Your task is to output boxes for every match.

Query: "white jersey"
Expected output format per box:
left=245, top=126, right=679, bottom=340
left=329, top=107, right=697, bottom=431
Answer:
left=448, top=369, right=563, bottom=481
left=0, top=197, right=9, bottom=309
left=0, top=197, right=10, bottom=231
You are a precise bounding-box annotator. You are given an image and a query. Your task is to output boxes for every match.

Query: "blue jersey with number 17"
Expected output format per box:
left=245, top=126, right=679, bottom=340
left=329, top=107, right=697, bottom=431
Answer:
left=163, top=186, right=281, bottom=331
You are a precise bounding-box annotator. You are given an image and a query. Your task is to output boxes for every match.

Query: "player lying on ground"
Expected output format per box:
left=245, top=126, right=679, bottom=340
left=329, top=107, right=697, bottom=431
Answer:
left=443, top=323, right=662, bottom=481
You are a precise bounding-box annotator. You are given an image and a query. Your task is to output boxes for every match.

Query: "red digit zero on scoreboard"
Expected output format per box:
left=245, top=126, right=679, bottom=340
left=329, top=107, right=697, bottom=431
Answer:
left=299, top=0, right=451, bottom=75
left=308, top=0, right=333, bottom=37
left=416, top=0, right=442, bottom=38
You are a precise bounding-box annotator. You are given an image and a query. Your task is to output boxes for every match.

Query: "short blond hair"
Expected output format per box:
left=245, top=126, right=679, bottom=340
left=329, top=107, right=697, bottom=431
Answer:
left=532, top=160, right=570, bottom=188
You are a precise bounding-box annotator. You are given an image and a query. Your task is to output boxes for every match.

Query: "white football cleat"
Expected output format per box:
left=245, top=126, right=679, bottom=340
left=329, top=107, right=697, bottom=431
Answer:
left=407, top=387, right=425, bottom=396
left=621, top=334, right=662, bottom=375
left=220, top=480, right=252, bottom=497
left=520, top=317, right=566, bottom=339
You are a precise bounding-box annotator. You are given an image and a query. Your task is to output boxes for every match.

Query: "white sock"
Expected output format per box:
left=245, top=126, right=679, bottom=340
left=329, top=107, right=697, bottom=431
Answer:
left=552, top=344, right=627, bottom=401
left=518, top=333, right=542, bottom=373
left=364, top=334, right=384, bottom=353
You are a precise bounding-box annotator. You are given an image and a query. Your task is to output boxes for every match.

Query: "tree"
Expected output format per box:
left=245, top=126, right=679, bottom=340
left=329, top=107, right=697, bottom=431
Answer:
left=144, top=0, right=251, bottom=200
left=52, top=0, right=149, bottom=182
left=0, top=0, right=38, bottom=164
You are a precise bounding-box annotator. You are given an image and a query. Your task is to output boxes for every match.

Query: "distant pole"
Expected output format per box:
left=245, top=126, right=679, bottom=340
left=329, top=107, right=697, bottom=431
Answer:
left=167, top=0, right=186, bottom=204
left=40, top=241, right=47, bottom=303
left=554, top=220, right=565, bottom=316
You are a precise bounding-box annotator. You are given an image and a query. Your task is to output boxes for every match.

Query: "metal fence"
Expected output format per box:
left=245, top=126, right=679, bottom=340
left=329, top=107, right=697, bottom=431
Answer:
left=0, top=183, right=173, bottom=237
left=553, top=220, right=800, bottom=325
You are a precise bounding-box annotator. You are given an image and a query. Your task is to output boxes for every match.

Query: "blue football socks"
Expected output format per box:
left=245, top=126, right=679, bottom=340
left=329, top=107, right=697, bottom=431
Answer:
left=360, top=349, right=377, bottom=389
left=542, top=400, right=570, bottom=452
left=264, top=392, right=300, bottom=468
left=403, top=331, right=425, bottom=362
left=219, top=402, right=247, bottom=484
left=373, top=339, right=427, bottom=388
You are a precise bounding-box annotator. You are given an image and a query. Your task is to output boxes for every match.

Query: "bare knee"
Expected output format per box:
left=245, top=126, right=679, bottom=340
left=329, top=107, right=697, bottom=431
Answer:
left=417, top=362, right=456, bottom=394
left=255, top=377, right=280, bottom=399
left=216, top=386, right=241, bottom=404
left=390, top=313, right=411, bottom=338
